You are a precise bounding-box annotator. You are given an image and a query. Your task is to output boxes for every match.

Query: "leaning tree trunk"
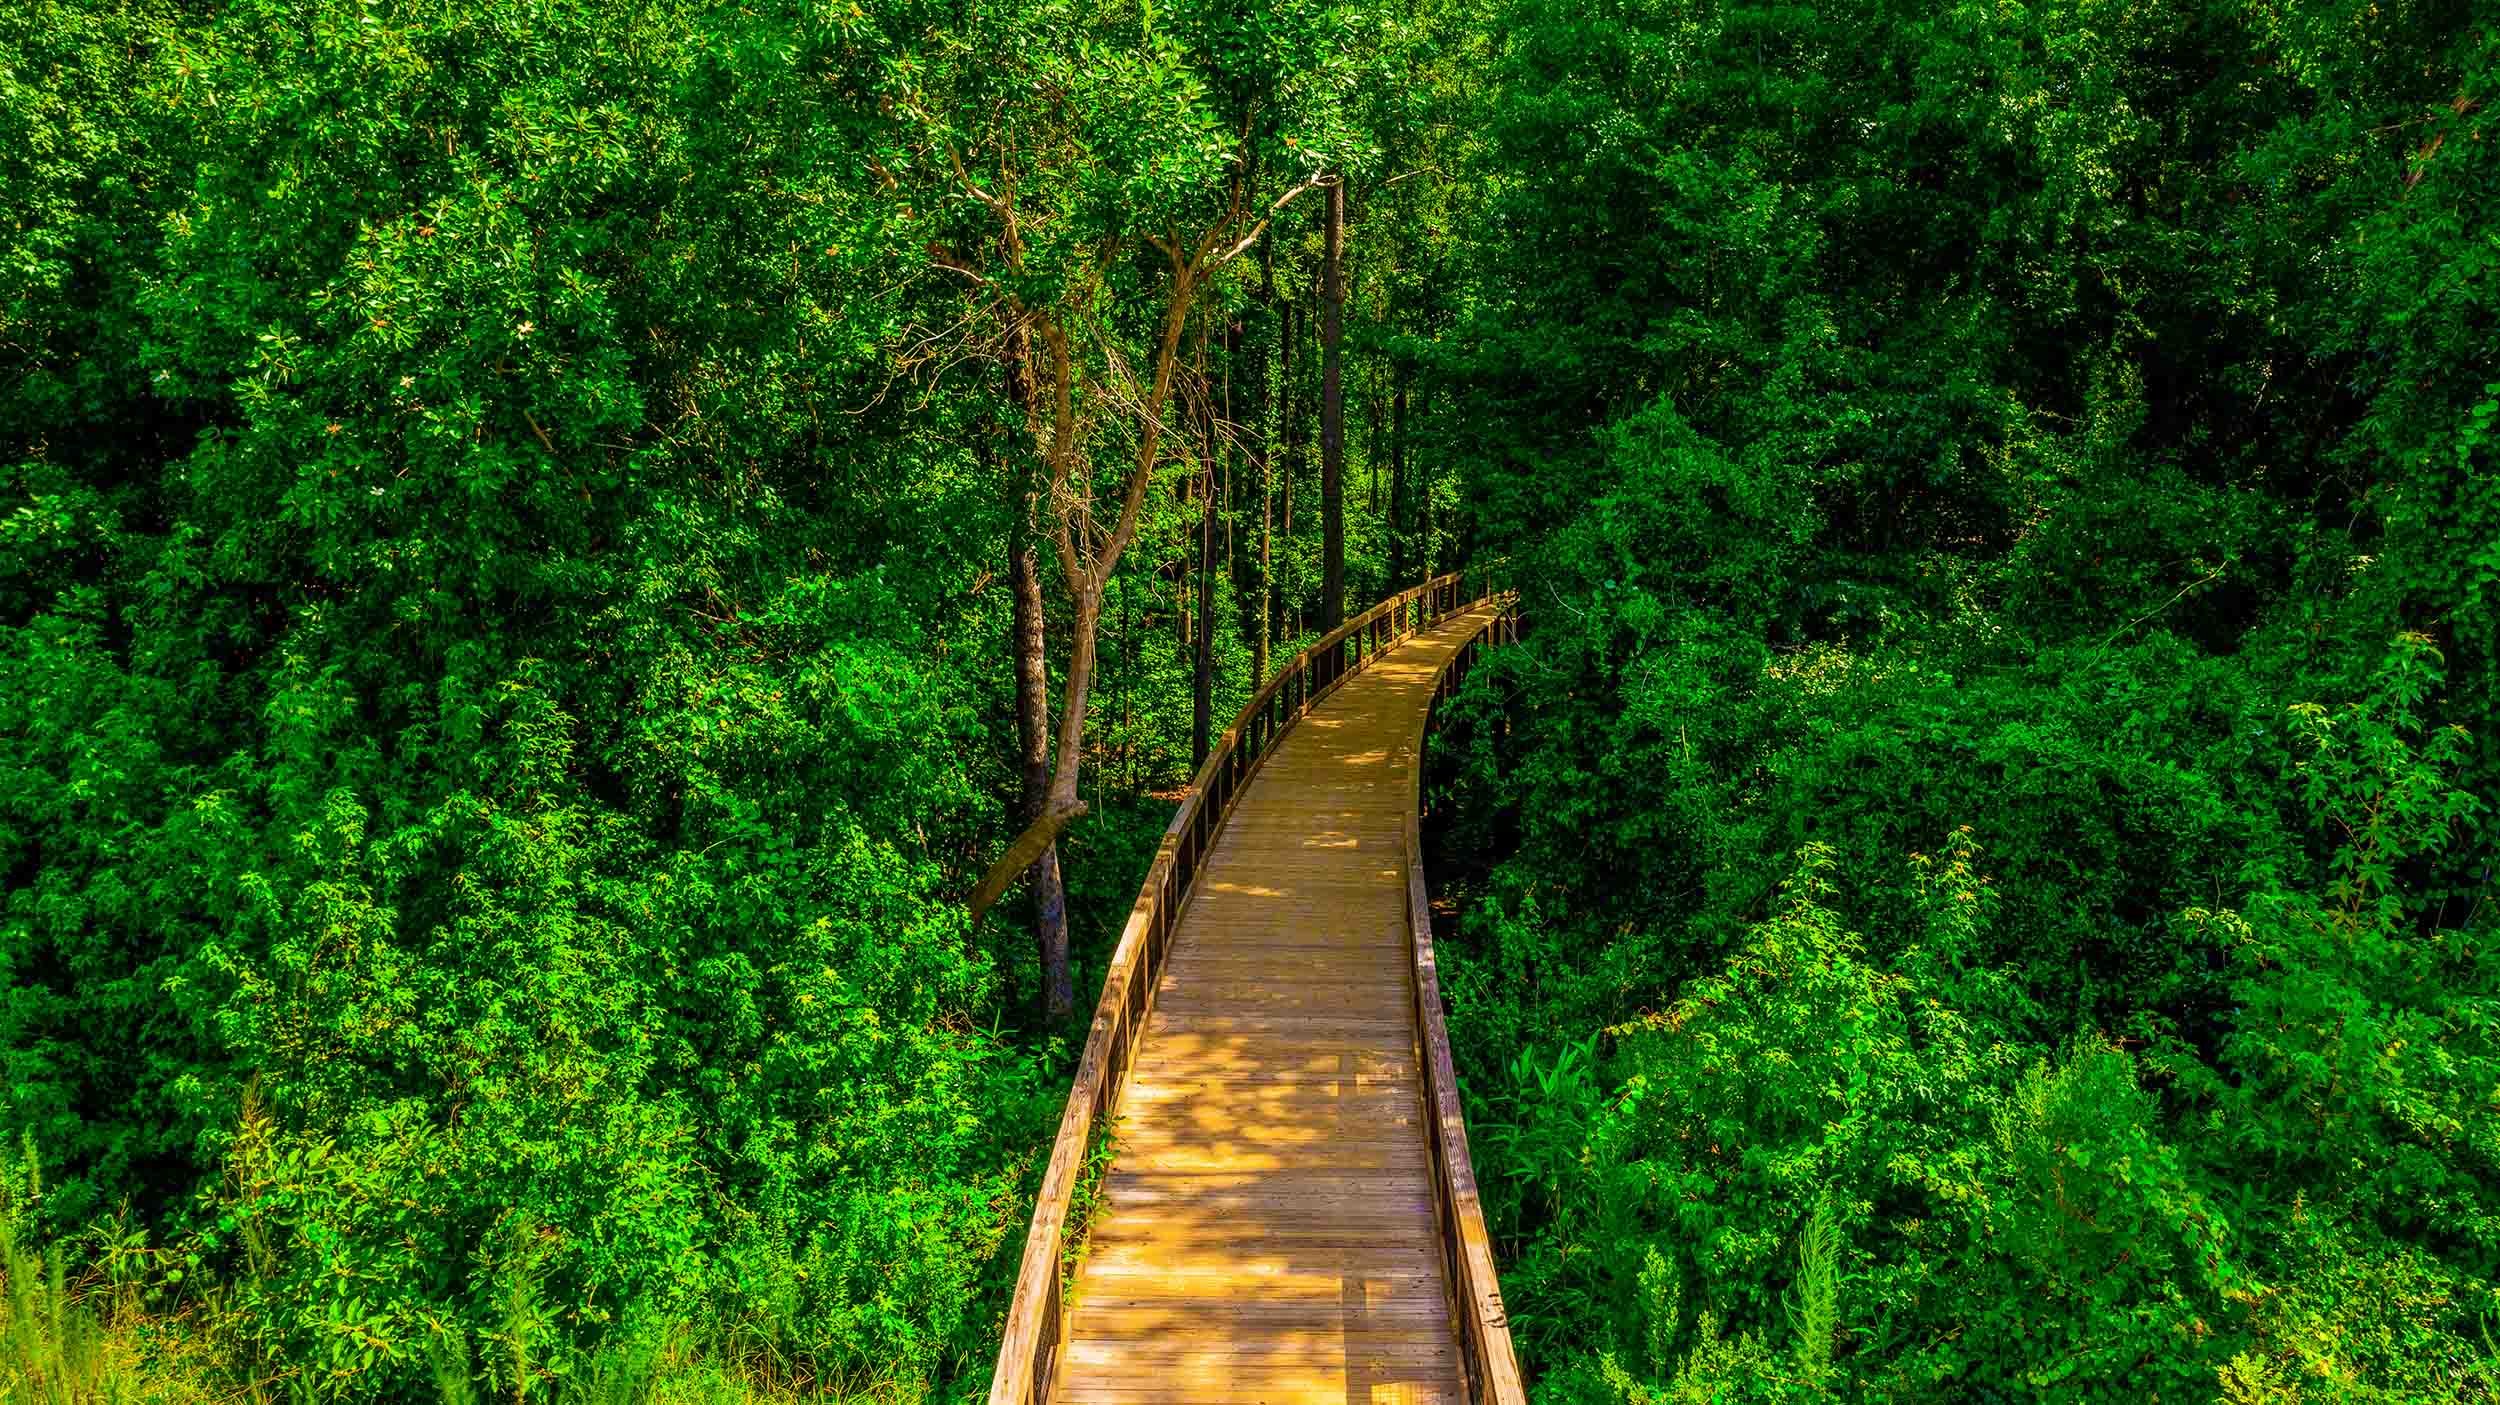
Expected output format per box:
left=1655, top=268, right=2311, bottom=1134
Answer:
left=1320, top=176, right=1346, bottom=632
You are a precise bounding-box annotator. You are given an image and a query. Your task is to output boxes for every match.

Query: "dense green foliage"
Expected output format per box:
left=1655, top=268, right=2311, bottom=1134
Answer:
left=4, top=0, right=1066, bottom=1391
left=1427, top=0, right=2500, bottom=1398
left=6, top=0, right=2496, bottom=1398
left=1, top=0, right=1424, bottom=1395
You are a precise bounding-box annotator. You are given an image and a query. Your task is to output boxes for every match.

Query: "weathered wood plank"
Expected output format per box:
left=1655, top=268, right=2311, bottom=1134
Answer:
left=1071, top=1286, right=1452, bottom=1321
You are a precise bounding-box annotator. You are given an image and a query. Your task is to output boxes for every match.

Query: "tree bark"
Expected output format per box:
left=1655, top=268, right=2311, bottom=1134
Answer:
left=1221, top=337, right=1235, bottom=589
left=1257, top=466, right=1273, bottom=684
left=1037, top=248, right=1196, bottom=812
left=1121, top=576, right=1136, bottom=789
left=1280, top=296, right=1300, bottom=643
left=1003, top=356, right=1073, bottom=1022
left=1176, top=508, right=1191, bottom=646
left=1387, top=359, right=1408, bottom=588
left=970, top=268, right=1196, bottom=925
left=1192, top=320, right=1216, bottom=767
left=1368, top=373, right=1383, bottom=516
left=1250, top=252, right=1275, bottom=686
left=1193, top=468, right=1214, bottom=766
left=1416, top=384, right=1432, bottom=578
left=1320, top=176, right=1347, bottom=631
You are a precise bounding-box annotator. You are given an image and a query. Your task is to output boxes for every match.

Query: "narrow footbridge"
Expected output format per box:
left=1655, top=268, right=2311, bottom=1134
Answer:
left=992, top=573, right=1526, bottom=1405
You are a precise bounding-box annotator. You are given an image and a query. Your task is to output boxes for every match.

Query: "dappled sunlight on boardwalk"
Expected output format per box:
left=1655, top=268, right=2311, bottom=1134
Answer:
left=1055, top=607, right=1497, bottom=1405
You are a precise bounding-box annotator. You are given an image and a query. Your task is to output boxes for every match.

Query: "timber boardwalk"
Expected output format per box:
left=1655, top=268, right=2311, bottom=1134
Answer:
left=989, top=577, right=1522, bottom=1405
left=1054, top=606, right=1496, bottom=1403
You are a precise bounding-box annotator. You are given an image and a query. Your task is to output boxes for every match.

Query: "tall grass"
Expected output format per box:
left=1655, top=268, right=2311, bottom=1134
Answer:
left=1, top=1140, right=939, bottom=1405
left=0, top=1144, right=213, bottom=1403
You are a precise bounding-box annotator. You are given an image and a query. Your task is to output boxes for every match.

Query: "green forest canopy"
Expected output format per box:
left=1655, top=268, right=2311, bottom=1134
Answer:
left=2, top=0, right=2494, bottom=1399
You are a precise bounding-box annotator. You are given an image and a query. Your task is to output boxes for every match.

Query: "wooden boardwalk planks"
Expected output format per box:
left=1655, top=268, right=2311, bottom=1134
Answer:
left=1057, top=605, right=1499, bottom=1405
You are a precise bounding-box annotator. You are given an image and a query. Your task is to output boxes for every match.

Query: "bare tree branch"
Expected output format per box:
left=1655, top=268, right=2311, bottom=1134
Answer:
left=1206, top=174, right=1329, bottom=271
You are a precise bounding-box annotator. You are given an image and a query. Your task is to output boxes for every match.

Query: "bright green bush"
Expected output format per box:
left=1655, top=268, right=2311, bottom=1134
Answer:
left=1429, top=0, right=2500, bottom=1398
left=0, top=0, right=1200, bottom=1393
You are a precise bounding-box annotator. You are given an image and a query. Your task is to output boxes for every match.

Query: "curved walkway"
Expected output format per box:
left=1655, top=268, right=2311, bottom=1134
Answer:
left=1055, top=604, right=1500, bottom=1405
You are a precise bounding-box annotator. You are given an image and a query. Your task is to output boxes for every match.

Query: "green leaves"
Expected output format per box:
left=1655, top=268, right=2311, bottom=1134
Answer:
left=1483, top=846, right=2240, bottom=1401
left=5, top=0, right=2496, bottom=1394
left=1435, top=0, right=2500, bottom=1397
left=0, top=0, right=1085, bottom=1391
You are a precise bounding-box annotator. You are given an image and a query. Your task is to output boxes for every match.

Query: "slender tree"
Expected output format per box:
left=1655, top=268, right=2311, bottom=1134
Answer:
left=1415, top=382, right=1432, bottom=577
left=913, top=29, right=1344, bottom=941
left=960, top=188, right=1321, bottom=935
left=1387, top=358, right=1408, bottom=586
left=1192, top=316, right=1217, bottom=767
left=1251, top=254, right=1278, bottom=684
left=1000, top=344, right=1071, bottom=1017
left=1320, top=175, right=1347, bottom=630
left=1367, top=365, right=1384, bottom=516
left=1280, top=295, right=1301, bottom=644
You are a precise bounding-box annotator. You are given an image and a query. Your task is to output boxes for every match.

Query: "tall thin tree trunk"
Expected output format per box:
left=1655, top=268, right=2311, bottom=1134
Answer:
left=1250, top=256, right=1275, bottom=687
left=1002, top=357, right=1072, bottom=1022
left=1192, top=320, right=1216, bottom=767
left=1367, top=373, right=1383, bottom=516
left=1193, top=460, right=1215, bottom=766
left=1122, top=576, right=1136, bottom=789
left=1008, top=539, right=1071, bottom=1021
left=1257, top=463, right=1273, bottom=683
left=1281, top=297, right=1300, bottom=644
left=1320, top=176, right=1346, bottom=631
left=1221, top=342, right=1235, bottom=585
left=1416, top=384, right=1433, bottom=578
left=1388, top=360, right=1408, bottom=588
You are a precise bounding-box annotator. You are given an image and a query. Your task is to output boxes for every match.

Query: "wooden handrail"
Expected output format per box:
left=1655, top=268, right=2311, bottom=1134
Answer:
left=1407, top=594, right=1526, bottom=1404
left=987, top=569, right=1496, bottom=1405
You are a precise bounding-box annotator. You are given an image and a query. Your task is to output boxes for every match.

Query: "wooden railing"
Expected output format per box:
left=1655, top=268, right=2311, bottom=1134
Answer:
left=1406, top=593, right=1526, bottom=1405
left=986, top=568, right=1514, bottom=1405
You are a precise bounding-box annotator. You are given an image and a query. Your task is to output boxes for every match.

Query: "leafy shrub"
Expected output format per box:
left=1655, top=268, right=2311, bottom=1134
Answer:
left=1430, top=0, right=2500, bottom=1398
